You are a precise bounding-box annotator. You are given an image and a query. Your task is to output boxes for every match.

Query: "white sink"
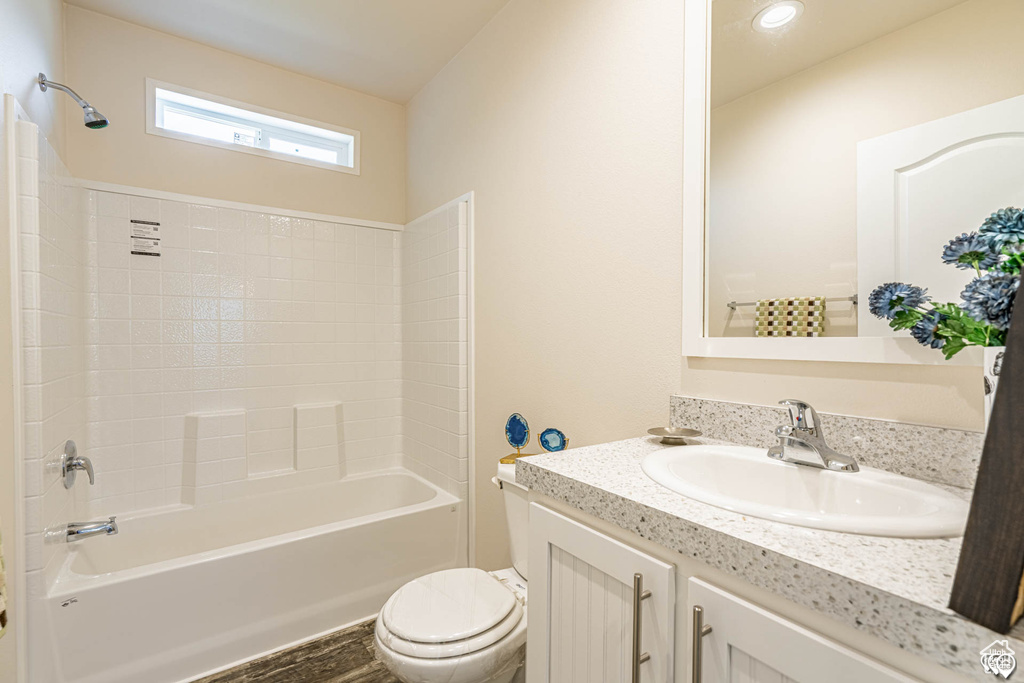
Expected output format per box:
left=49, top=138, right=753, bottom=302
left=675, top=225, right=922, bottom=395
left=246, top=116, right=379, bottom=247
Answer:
left=641, top=445, right=969, bottom=538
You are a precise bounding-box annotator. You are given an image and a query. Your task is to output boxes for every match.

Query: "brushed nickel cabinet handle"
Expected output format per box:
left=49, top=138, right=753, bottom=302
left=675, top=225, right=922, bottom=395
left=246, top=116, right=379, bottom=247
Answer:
left=632, top=573, right=652, bottom=683
left=692, top=605, right=713, bottom=683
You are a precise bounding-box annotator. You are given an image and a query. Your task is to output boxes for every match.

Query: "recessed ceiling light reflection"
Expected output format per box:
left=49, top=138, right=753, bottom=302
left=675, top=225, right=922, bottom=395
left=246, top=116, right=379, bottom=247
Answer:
left=753, top=1, right=804, bottom=32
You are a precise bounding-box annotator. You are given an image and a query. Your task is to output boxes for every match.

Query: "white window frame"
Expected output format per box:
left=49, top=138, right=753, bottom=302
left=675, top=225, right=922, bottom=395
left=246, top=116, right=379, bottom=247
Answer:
left=145, top=78, right=360, bottom=175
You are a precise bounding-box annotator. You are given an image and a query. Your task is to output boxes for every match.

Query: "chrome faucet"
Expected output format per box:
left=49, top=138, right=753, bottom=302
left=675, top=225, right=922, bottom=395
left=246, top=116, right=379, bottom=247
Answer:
left=61, top=440, right=95, bottom=489
left=767, top=400, right=859, bottom=472
left=66, top=516, right=118, bottom=543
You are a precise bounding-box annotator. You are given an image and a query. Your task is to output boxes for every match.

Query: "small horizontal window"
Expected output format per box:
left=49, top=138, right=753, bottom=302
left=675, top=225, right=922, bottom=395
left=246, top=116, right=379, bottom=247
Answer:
left=146, top=79, right=359, bottom=174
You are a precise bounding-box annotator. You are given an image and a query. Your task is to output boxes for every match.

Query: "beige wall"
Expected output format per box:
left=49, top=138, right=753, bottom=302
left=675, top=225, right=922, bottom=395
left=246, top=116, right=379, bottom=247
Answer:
left=408, top=0, right=990, bottom=570
left=682, top=357, right=981, bottom=430
left=0, top=0, right=65, bottom=156
left=407, top=0, right=686, bottom=569
left=63, top=6, right=406, bottom=223
left=708, top=0, right=1024, bottom=339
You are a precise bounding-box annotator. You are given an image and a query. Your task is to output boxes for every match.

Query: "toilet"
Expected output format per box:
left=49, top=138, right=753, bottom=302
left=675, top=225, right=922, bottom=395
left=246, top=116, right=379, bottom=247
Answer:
left=374, top=463, right=529, bottom=683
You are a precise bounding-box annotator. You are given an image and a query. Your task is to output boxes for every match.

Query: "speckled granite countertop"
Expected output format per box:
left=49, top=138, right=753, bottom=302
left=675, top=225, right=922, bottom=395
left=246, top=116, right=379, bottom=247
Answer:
left=516, top=436, right=1022, bottom=682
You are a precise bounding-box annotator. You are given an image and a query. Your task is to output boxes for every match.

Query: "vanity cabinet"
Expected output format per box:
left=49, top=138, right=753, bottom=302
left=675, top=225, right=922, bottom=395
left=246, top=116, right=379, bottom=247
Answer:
left=526, top=503, right=676, bottom=683
left=688, top=578, right=914, bottom=683
left=527, top=502, right=924, bottom=683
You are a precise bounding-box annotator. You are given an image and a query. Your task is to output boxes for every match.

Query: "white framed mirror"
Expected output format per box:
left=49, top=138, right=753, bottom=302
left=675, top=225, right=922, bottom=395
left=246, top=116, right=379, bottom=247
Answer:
left=683, top=0, right=1024, bottom=364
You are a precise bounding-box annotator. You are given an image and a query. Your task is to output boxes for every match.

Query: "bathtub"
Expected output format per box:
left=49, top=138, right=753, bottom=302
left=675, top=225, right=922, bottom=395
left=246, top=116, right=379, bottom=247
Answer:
left=33, top=469, right=465, bottom=683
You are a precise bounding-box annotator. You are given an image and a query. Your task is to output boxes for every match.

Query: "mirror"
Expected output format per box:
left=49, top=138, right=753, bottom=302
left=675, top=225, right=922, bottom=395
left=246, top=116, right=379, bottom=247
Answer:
left=705, top=0, right=1024, bottom=341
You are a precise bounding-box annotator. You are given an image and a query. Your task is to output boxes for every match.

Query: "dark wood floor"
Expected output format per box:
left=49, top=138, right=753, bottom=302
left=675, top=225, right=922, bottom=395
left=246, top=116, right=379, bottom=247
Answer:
left=196, top=620, right=398, bottom=683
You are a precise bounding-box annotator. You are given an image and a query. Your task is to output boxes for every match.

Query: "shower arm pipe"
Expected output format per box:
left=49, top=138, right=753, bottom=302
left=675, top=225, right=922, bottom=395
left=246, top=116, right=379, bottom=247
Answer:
left=38, top=72, right=109, bottom=129
left=38, top=74, right=90, bottom=107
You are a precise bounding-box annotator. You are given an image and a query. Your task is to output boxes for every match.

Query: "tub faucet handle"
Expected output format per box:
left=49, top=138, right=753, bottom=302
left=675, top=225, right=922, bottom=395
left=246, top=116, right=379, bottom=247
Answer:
left=61, top=440, right=95, bottom=488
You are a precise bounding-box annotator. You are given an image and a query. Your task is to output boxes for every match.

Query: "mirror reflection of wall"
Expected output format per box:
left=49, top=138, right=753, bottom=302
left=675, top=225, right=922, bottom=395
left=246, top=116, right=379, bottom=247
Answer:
left=707, top=0, right=1024, bottom=339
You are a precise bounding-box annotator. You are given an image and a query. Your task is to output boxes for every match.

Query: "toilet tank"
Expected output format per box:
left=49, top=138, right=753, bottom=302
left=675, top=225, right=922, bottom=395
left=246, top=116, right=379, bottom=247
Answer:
left=495, top=463, right=529, bottom=580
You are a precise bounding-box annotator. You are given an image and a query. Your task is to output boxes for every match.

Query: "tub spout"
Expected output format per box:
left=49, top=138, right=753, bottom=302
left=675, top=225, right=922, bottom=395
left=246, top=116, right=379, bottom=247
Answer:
left=66, top=516, right=118, bottom=543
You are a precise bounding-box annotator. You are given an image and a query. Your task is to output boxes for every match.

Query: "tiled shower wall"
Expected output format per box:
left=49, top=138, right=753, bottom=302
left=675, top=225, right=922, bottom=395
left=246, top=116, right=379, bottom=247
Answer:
left=401, top=200, right=470, bottom=497
left=17, top=120, right=85, bottom=594
left=17, top=129, right=469, bottom=537
left=79, top=191, right=403, bottom=511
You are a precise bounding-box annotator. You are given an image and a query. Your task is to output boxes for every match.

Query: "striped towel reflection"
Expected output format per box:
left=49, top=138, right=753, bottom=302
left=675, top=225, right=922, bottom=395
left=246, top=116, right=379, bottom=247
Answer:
left=1, top=522, right=7, bottom=638
left=755, top=297, right=826, bottom=337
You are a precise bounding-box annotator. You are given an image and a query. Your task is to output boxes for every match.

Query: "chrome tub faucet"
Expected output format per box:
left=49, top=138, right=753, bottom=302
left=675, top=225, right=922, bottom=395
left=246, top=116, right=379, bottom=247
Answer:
left=767, top=399, right=859, bottom=472
left=66, top=516, right=118, bottom=543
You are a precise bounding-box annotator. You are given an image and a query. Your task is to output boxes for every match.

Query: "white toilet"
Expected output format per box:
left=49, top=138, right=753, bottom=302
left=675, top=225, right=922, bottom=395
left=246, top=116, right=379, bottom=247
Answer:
left=375, top=463, right=529, bottom=683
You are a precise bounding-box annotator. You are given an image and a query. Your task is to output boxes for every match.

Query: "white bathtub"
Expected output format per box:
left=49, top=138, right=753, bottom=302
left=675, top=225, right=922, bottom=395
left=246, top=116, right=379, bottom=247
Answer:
left=32, top=469, right=465, bottom=683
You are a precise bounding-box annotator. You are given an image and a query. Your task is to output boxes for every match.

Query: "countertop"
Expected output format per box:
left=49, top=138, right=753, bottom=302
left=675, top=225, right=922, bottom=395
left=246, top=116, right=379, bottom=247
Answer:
left=516, top=436, right=1022, bottom=681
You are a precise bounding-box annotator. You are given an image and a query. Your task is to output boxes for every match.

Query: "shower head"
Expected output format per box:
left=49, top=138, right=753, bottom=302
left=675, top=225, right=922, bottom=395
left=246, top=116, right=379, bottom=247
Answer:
left=38, top=73, right=109, bottom=129
left=82, top=106, right=109, bottom=129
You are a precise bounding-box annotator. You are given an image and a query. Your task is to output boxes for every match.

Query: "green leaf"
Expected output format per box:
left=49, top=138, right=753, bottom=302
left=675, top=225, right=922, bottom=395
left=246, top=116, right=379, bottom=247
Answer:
left=890, top=310, right=922, bottom=331
left=942, top=337, right=968, bottom=360
left=1001, top=247, right=1024, bottom=276
left=966, top=328, right=990, bottom=345
left=941, top=319, right=969, bottom=337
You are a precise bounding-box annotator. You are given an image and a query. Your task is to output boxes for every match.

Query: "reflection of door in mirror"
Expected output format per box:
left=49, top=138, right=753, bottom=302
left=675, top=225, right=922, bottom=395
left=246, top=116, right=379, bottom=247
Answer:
left=857, top=96, right=1024, bottom=337
left=706, top=0, right=1024, bottom=339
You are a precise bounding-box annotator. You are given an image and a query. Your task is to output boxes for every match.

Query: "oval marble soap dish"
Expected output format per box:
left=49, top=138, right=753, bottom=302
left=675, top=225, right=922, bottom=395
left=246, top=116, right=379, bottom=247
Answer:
left=648, top=427, right=702, bottom=445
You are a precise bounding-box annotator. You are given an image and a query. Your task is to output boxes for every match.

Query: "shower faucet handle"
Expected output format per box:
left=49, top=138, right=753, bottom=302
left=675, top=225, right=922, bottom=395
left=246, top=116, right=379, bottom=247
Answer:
left=61, top=440, right=95, bottom=489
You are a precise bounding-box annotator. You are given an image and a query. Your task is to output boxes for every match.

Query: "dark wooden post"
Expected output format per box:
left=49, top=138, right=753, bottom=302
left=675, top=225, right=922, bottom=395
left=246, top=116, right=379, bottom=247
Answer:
left=950, top=318, right=1024, bottom=633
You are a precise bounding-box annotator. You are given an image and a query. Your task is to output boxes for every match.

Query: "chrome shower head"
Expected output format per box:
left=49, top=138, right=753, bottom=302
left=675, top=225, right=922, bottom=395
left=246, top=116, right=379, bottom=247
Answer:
left=82, top=106, right=108, bottom=129
left=38, top=73, right=109, bottom=129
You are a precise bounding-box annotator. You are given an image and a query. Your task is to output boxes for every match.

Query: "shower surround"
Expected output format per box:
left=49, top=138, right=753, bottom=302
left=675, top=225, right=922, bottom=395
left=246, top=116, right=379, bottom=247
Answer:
left=80, top=190, right=405, bottom=511
left=11, top=113, right=471, bottom=682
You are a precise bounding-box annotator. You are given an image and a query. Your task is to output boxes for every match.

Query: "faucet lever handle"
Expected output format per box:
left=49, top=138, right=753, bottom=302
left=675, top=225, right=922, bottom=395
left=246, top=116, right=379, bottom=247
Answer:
left=778, top=399, right=821, bottom=435
left=61, top=440, right=95, bottom=488
left=79, top=456, right=95, bottom=485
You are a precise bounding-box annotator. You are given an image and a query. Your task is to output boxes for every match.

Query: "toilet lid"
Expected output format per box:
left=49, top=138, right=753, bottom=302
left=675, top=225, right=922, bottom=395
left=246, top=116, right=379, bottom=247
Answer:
left=376, top=599, right=525, bottom=659
left=380, top=568, right=518, bottom=644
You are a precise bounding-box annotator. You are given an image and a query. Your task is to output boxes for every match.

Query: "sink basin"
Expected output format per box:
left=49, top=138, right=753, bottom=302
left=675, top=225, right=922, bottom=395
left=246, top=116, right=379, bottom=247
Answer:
left=641, top=445, right=969, bottom=538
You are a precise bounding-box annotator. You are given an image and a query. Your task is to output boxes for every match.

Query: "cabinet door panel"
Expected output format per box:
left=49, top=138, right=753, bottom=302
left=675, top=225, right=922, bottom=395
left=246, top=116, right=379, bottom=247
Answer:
left=688, top=579, right=918, bottom=683
left=550, top=546, right=634, bottom=681
left=527, top=503, right=676, bottom=683
left=730, top=648, right=796, bottom=683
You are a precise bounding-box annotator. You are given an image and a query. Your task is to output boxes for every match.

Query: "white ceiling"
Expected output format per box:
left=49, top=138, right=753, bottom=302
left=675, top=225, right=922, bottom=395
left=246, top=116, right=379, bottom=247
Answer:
left=712, top=0, right=969, bottom=107
left=64, top=0, right=512, bottom=103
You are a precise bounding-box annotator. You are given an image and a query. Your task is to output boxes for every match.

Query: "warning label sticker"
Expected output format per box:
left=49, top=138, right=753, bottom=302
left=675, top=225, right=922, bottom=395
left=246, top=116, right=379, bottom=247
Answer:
left=130, top=219, right=161, bottom=257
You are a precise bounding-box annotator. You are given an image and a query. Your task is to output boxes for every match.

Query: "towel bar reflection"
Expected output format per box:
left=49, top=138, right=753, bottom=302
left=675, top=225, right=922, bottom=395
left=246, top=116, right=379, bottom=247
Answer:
left=727, top=294, right=858, bottom=310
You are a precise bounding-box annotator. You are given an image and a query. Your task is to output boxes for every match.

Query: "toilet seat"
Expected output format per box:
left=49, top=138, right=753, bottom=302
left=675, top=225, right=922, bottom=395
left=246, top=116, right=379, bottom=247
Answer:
left=375, top=619, right=527, bottom=683
left=377, top=568, right=525, bottom=659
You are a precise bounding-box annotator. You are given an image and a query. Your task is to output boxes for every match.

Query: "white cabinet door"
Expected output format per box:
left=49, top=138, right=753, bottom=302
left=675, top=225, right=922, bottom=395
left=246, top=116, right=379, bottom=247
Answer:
left=688, top=579, right=918, bottom=683
left=527, top=503, right=676, bottom=683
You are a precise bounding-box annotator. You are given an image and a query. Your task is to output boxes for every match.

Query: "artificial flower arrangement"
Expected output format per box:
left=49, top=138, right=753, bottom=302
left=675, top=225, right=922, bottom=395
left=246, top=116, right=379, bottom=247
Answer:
left=868, top=207, right=1023, bottom=359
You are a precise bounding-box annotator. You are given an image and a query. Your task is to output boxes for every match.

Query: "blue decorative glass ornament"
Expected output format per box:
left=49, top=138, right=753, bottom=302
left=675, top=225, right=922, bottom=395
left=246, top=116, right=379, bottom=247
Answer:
left=539, top=428, right=568, bottom=452
left=505, top=413, right=530, bottom=452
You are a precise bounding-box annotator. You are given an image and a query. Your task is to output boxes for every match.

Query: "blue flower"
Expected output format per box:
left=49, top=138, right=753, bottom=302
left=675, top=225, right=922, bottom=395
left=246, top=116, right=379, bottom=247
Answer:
left=979, top=207, right=1024, bottom=248
left=910, top=311, right=946, bottom=349
left=941, top=232, right=1001, bottom=271
left=868, top=283, right=930, bottom=320
left=961, top=273, right=1019, bottom=330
